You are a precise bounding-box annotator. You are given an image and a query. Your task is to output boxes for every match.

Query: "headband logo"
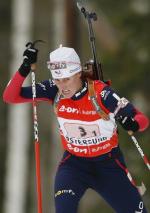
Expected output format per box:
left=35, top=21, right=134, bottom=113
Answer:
left=54, top=70, right=62, bottom=76
left=50, top=62, right=67, bottom=70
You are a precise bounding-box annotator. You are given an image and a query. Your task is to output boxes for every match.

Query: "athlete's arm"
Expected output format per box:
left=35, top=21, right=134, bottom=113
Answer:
left=3, top=64, right=58, bottom=104
left=100, top=86, right=149, bottom=132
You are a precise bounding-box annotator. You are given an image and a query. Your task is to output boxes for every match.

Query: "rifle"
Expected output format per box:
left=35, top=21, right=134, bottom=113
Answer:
left=77, top=2, right=104, bottom=81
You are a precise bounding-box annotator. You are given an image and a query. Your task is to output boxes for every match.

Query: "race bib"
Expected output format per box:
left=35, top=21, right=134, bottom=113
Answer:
left=64, top=123, right=100, bottom=139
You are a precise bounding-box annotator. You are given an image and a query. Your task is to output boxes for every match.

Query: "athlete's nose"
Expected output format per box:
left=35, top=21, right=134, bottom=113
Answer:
left=59, top=80, right=69, bottom=90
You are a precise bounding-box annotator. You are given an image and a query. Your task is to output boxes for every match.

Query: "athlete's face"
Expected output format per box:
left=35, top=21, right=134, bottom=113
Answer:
left=54, top=72, right=82, bottom=98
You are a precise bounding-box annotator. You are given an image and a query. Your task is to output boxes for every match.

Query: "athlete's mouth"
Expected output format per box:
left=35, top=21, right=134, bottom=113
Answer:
left=62, top=89, right=71, bottom=95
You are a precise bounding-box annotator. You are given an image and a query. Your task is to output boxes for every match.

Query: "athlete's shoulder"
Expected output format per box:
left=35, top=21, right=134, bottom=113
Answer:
left=36, top=79, right=58, bottom=100
left=37, top=79, right=56, bottom=89
left=93, top=80, right=108, bottom=92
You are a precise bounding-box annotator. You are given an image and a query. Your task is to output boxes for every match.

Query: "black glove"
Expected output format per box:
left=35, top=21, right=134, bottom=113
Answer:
left=117, top=115, right=139, bottom=132
left=19, top=47, right=38, bottom=77
left=23, top=47, right=38, bottom=65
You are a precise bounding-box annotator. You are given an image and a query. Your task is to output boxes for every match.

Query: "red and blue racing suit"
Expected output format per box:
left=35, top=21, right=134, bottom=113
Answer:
left=3, top=70, right=149, bottom=213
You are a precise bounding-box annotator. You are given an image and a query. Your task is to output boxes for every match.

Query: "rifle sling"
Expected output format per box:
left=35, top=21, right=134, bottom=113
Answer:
left=88, top=80, right=109, bottom=120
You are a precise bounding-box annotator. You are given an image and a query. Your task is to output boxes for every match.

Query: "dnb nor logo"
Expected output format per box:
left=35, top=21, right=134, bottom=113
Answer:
left=50, top=62, right=67, bottom=70
left=55, top=189, right=75, bottom=197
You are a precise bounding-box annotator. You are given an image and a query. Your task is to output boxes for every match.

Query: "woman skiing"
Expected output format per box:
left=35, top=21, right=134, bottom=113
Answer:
left=3, top=45, right=149, bottom=213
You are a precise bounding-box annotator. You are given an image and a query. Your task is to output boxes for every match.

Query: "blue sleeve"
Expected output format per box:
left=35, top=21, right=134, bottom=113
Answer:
left=100, top=86, right=136, bottom=117
left=20, top=79, right=58, bottom=101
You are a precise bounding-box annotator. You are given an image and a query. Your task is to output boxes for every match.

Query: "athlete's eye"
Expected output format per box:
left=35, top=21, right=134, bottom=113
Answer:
left=54, top=79, right=60, bottom=83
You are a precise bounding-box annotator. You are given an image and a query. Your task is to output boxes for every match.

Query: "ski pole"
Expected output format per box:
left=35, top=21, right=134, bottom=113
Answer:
left=31, top=65, right=43, bottom=213
left=26, top=40, right=44, bottom=213
left=128, top=131, right=150, bottom=171
left=113, top=98, right=148, bottom=195
left=114, top=97, right=150, bottom=171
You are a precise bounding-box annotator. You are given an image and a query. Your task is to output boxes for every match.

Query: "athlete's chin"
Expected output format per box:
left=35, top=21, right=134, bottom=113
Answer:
left=60, top=89, right=77, bottom=98
left=63, top=93, right=74, bottom=98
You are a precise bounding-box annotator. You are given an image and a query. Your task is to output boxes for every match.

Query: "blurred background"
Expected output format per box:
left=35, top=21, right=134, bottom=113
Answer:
left=0, top=0, right=150, bottom=212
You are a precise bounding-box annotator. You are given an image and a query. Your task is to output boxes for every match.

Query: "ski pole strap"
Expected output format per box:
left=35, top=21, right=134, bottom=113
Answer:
left=88, top=80, right=109, bottom=120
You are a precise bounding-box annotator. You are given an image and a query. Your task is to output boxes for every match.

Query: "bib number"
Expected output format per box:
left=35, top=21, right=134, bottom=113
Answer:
left=64, top=123, right=100, bottom=139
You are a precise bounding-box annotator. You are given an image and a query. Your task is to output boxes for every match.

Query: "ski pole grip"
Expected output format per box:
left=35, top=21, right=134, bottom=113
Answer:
left=31, top=63, right=36, bottom=71
left=128, top=130, right=133, bottom=136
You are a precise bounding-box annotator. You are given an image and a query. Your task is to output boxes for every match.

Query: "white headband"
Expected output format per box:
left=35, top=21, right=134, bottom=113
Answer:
left=47, top=46, right=82, bottom=79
